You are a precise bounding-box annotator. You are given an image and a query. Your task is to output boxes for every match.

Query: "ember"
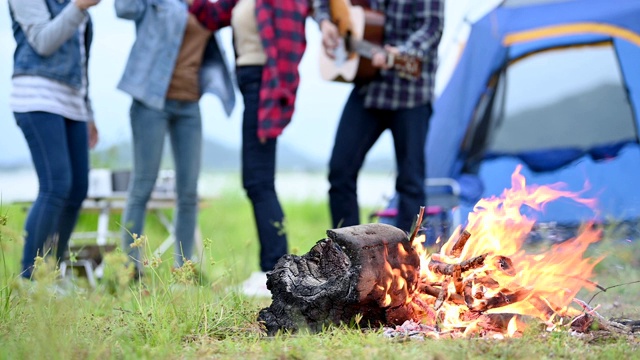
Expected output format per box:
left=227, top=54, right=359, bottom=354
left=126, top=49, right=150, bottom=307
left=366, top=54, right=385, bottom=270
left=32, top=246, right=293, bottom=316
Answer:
left=259, top=166, right=607, bottom=338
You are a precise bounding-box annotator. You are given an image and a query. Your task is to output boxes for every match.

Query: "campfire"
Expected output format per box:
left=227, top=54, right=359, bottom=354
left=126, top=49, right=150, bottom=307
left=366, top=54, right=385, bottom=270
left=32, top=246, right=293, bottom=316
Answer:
left=259, top=166, right=622, bottom=338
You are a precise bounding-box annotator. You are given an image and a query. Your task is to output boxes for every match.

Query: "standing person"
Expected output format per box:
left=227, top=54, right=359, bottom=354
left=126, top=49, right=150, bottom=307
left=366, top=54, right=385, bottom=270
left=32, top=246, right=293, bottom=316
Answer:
left=115, top=0, right=236, bottom=279
left=313, top=0, right=444, bottom=233
left=8, top=0, right=101, bottom=279
left=190, top=0, right=308, bottom=296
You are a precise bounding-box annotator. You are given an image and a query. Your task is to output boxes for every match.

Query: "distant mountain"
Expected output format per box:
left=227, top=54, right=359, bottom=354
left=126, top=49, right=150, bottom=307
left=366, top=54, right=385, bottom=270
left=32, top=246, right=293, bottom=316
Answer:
left=89, top=138, right=324, bottom=172
left=1, top=136, right=393, bottom=172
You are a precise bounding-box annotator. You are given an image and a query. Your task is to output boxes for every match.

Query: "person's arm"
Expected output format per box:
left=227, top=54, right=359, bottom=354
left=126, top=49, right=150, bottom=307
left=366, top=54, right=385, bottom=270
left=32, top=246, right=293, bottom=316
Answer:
left=8, top=0, right=97, bottom=56
left=189, top=0, right=237, bottom=31
left=114, top=0, right=148, bottom=21
left=311, top=0, right=330, bottom=26
left=313, top=0, right=339, bottom=59
left=398, top=0, right=444, bottom=58
left=88, top=121, right=99, bottom=149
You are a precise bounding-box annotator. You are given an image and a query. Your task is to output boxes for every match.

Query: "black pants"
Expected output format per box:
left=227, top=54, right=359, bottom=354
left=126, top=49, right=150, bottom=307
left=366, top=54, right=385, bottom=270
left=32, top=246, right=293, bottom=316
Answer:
left=328, top=87, right=432, bottom=233
left=237, top=65, right=288, bottom=271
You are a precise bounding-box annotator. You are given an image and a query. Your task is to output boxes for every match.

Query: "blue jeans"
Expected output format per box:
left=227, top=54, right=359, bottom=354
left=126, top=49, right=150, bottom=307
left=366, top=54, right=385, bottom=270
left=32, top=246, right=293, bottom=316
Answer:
left=237, top=66, right=288, bottom=272
left=329, top=87, right=432, bottom=233
left=15, top=112, right=89, bottom=279
left=121, top=99, right=202, bottom=269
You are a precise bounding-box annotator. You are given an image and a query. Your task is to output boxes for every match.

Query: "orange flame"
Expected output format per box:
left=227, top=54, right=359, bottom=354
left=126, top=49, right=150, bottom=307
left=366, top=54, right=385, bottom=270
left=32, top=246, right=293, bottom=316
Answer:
left=403, top=165, right=603, bottom=337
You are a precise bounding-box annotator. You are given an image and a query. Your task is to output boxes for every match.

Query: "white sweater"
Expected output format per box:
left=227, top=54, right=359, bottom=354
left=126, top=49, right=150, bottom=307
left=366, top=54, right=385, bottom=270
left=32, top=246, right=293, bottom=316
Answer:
left=9, top=0, right=94, bottom=122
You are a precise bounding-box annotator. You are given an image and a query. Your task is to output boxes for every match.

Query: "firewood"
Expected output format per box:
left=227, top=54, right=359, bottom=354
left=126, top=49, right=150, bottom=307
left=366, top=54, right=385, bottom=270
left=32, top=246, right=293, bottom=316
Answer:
left=493, top=256, right=516, bottom=276
left=418, top=284, right=465, bottom=305
left=435, top=278, right=450, bottom=310
left=453, top=267, right=464, bottom=294
left=570, top=313, right=594, bottom=332
left=449, top=230, right=471, bottom=257
left=409, top=206, right=426, bottom=243
left=459, top=254, right=489, bottom=272
left=474, top=288, right=531, bottom=311
left=474, top=275, right=500, bottom=289
left=527, top=296, right=558, bottom=321
left=464, top=280, right=474, bottom=309
left=427, top=254, right=488, bottom=276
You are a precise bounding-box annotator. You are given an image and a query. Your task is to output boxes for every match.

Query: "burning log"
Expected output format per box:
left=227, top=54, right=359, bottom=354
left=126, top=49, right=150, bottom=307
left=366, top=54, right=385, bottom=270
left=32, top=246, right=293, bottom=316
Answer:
left=463, top=281, right=473, bottom=308
left=474, top=288, right=532, bottom=312
left=258, top=223, right=421, bottom=335
left=418, top=284, right=465, bottom=306
left=475, top=275, right=500, bottom=289
left=528, top=296, right=559, bottom=321
left=258, top=167, right=610, bottom=340
left=493, top=256, right=516, bottom=276
left=434, top=278, right=450, bottom=310
left=427, top=254, right=488, bottom=276
left=449, top=230, right=471, bottom=257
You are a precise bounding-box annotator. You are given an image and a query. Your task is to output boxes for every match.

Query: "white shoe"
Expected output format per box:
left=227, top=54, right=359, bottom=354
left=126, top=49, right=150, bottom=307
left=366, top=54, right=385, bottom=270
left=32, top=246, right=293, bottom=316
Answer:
left=240, top=271, right=271, bottom=298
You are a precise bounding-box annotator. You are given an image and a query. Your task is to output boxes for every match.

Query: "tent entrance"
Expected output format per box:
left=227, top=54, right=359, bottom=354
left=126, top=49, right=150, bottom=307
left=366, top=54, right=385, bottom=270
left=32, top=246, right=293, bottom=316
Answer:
left=463, top=42, right=637, bottom=173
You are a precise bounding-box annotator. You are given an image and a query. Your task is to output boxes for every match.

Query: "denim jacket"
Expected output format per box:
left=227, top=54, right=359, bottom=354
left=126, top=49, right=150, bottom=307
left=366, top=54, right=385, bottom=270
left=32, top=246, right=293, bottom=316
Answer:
left=115, top=0, right=236, bottom=115
left=10, top=0, right=92, bottom=90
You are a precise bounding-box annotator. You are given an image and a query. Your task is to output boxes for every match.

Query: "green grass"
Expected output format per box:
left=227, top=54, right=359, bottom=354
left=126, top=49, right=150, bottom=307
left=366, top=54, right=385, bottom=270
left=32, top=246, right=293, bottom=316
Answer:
left=1, top=193, right=639, bottom=359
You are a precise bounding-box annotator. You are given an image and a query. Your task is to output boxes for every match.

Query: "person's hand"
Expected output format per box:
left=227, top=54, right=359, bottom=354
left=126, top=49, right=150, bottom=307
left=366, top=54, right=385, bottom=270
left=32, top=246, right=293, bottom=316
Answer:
left=75, top=0, right=102, bottom=11
left=371, top=45, right=399, bottom=70
left=185, top=0, right=194, bottom=5
left=320, top=19, right=340, bottom=59
left=88, top=121, right=99, bottom=149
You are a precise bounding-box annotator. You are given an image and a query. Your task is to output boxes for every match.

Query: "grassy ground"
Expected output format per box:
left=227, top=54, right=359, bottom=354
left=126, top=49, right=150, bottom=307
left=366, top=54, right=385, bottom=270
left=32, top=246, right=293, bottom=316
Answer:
left=1, top=193, right=639, bottom=359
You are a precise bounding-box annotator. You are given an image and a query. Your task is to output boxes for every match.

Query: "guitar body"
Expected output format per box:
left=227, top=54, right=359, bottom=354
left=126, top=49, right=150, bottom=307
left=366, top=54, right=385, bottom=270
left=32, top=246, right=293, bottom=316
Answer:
left=319, top=1, right=385, bottom=83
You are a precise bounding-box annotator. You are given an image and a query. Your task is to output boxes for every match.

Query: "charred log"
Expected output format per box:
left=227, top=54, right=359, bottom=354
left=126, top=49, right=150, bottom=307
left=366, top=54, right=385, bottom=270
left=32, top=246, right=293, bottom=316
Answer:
left=258, top=223, right=421, bottom=335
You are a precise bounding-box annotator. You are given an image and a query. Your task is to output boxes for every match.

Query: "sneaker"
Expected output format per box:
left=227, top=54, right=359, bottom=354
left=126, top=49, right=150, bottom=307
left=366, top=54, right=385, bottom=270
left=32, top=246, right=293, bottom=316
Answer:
left=240, top=271, right=271, bottom=298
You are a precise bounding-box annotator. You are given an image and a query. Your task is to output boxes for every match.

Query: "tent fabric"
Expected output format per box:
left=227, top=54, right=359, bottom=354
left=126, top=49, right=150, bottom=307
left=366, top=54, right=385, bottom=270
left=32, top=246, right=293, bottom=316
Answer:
left=426, top=0, right=640, bottom=223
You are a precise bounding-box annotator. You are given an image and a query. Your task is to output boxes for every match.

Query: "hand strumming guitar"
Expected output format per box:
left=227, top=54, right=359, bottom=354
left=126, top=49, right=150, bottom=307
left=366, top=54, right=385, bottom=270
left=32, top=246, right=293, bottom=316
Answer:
left=320, top=19, right=340, bottom=59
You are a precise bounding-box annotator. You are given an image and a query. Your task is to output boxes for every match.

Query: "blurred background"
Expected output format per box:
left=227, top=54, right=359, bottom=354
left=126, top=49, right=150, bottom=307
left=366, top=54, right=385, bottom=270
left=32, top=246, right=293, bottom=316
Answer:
left=0, top=0, right=501, bottom=204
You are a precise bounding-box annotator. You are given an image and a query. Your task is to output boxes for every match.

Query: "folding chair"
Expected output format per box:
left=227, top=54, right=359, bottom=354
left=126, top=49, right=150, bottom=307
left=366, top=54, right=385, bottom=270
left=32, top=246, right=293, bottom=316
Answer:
left=369, top=177, right=462, bottom=243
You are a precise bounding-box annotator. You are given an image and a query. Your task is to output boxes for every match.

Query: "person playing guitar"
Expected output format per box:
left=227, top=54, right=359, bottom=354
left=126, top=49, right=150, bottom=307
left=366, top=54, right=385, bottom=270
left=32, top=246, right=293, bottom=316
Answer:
left=312, top=0, right=444, bottom=234
left=318, top=0, right=422, bottom=82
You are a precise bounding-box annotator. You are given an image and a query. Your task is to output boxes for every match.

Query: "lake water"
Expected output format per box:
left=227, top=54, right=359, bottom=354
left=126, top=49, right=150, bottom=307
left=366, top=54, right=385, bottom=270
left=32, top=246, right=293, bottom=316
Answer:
left=0, top=168, right=396, bottom=207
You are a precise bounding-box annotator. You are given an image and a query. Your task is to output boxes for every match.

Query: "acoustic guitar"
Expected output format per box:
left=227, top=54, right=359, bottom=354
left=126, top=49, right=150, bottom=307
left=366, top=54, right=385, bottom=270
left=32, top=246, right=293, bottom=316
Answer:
left=319, top=0, right=422, bottom=83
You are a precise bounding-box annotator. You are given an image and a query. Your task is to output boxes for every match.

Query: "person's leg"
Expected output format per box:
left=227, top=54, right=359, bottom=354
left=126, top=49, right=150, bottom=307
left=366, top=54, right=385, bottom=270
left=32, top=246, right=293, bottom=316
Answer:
left=167, top=100, right=202, bottom=267
left=55, top=119, right=89, bottom=261
left=328, top=88, right=385, bottom=229
left=15, top=112, right=73, bottom=279
left=389, top=104, right=432, bottom=233
left=121, top=100, right=167, bottom=270
left=237, top=66, right=287, bottom=272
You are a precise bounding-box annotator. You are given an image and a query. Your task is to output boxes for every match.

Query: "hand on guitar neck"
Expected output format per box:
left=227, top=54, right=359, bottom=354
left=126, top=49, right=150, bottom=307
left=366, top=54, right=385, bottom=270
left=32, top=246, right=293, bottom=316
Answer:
left=371, top=45, right=399, bottom=70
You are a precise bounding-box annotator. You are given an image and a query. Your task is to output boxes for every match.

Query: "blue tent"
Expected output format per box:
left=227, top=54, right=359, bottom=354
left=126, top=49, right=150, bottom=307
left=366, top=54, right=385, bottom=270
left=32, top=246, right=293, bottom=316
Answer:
left=427, top=0, right=640, bottom=224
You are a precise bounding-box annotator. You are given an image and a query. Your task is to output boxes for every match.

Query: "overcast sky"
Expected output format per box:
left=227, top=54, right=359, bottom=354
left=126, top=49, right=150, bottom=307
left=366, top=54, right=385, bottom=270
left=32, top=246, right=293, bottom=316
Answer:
left=0, top=0, right=498, bottom=167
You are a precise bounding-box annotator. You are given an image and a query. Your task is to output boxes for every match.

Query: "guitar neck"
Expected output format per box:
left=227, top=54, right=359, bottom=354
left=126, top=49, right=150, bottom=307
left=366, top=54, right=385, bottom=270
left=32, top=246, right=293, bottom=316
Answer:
left=351, top=39, right=382, bottom=60
left=347, top=38, right=422, bottom=79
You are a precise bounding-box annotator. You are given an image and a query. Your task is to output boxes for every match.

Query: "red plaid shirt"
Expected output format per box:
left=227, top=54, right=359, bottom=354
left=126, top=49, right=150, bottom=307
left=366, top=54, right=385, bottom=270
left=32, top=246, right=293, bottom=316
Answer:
left=190, top=0, right=308, bottom=139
